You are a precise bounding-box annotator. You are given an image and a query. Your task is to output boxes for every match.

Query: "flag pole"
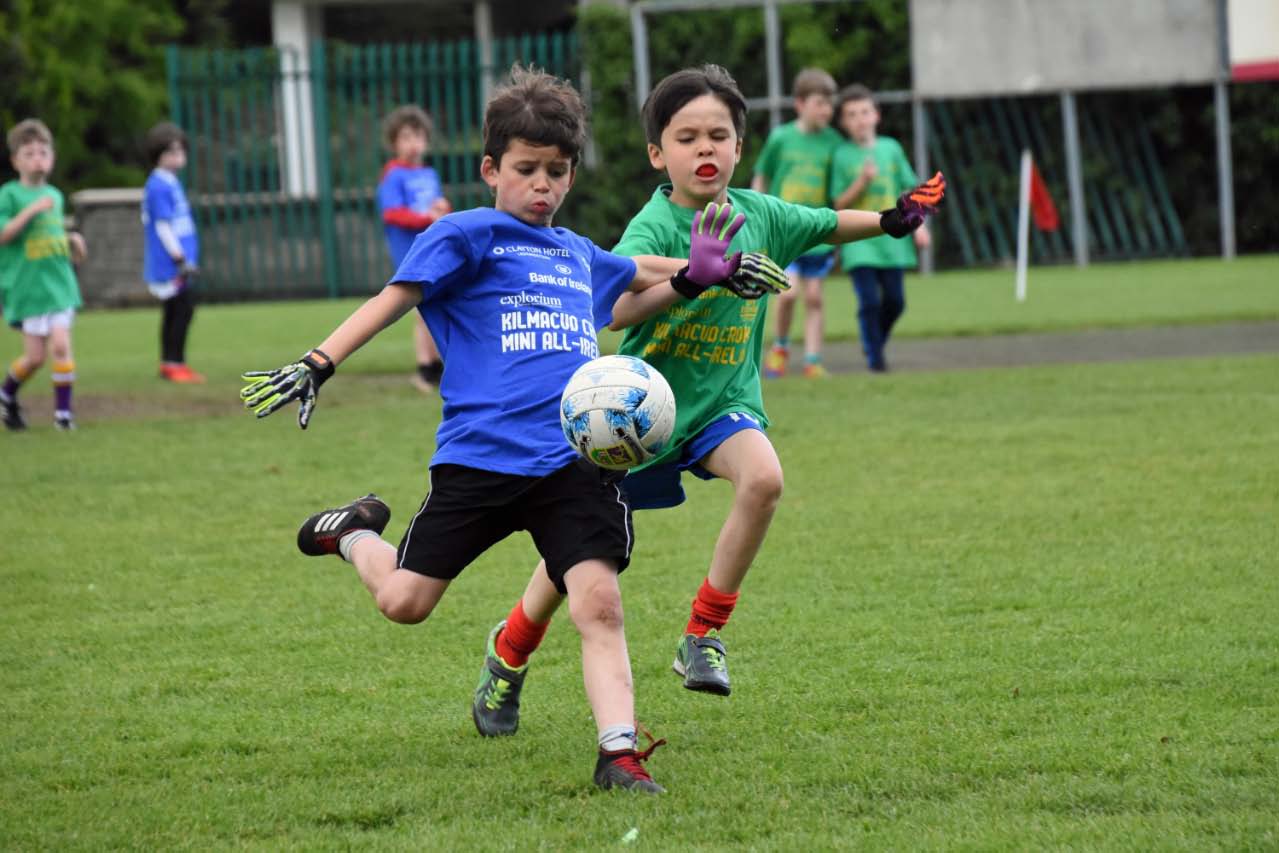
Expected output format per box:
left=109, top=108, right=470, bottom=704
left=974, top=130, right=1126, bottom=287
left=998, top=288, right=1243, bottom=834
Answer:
left=1015, top=149, right=1032, bottom=302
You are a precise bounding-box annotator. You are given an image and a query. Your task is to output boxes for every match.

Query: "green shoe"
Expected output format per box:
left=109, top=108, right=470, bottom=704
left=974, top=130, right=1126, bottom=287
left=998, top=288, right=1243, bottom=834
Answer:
left=472, top=620, right=527, bottom=737
left=672, top=629, right=731, bottom=696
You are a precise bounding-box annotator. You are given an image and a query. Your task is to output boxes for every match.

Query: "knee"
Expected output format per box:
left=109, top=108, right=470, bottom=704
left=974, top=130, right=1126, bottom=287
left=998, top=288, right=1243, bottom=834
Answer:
left=376, top=590, right=430, bottom=625
left=737, top=465, right=784, bottom=514
left=569, top=581, right=624, bottom=633
left=804, top=288, right=823, bottom=312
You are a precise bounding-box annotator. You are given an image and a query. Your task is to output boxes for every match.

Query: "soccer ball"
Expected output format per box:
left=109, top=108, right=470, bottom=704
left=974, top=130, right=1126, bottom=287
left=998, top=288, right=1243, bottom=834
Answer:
left=560, top=355, right=676, bottom=470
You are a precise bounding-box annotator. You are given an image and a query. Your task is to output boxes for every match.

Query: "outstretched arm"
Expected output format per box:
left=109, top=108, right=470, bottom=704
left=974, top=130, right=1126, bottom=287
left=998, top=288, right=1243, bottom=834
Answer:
left=825, top=172, right=947, bottom=245
left=314, top=282, right=421, bottom=365
left=608, top=255, right=688, bottom=329
left=608, top=202, right=747, bottom=330
left=240, top=283, right=421, bottom=428
left=825, top=208, right=887, bottom=245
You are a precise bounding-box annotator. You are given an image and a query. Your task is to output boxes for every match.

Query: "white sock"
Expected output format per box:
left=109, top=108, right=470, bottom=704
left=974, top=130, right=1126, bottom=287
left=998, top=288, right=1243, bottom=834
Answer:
left=598, top=725, right=637, bottom=753
left=338, top=529, right=378, bottom=562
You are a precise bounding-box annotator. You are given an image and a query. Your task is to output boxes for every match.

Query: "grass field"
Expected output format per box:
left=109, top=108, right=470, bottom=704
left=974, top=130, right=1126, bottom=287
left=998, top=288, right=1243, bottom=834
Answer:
left=2, top=259, right=1278, bottom=849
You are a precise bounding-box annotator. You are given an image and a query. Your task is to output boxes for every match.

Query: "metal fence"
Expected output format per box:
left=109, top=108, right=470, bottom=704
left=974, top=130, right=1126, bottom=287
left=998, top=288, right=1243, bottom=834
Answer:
left=166, top=33, right=580, bottom=301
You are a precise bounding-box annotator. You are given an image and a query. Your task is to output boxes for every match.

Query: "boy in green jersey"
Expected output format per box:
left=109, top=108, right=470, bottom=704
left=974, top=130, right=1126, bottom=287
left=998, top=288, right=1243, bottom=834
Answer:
left=753, top=68, right=845, bottom=379
left=829, top=84, right=932, bottom=372
left=0, top=119, right=86, bottom=431
left=470, top=64, right=944, bottom=731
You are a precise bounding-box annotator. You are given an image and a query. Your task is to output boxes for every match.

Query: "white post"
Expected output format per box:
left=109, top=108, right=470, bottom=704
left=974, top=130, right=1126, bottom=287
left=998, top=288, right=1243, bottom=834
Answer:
left=475, top=1, right=494, bottom=107
left=273, top=2, right=321, bottom=198
left=1015, top=149, right=1032, bottom=302
left=1060, top=90, right=1088, bottom=267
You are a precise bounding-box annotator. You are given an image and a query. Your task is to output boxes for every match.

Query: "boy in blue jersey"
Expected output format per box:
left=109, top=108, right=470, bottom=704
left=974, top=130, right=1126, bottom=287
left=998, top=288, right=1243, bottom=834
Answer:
left=239, top=66, right=764, bottom=793
left=141, top=122, right=203, bottom=384
left=377, top=105, right=450, bottom=393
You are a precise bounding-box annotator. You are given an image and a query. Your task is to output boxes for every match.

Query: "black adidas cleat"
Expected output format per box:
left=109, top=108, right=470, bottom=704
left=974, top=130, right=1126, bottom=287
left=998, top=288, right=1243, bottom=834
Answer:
left=296, top=494, right=390, bottom=557
left=1, top=394, right=26, bottom=431
left=472, top=620, right=528, bottom=737
left=673, top=630, right=731, bottom=695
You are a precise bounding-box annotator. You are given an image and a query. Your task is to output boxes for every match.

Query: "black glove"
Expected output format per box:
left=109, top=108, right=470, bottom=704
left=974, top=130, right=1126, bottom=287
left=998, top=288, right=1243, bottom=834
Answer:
left=239, top=349, right=336, bottom=429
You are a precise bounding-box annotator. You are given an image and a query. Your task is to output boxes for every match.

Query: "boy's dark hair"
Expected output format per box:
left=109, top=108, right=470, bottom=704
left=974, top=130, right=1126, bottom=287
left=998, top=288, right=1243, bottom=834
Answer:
left=483, top=65, right=587, bottom=166
left=383, top=104, right=433, bottom=150
left=836, top=84, right=877, bottom=113
left=7, top=118, right=53, bottom=156
left=144, top=122, right=187, bottom=167
left=642, top=64, right=747, bottom=147
left=793, top=68, right=837, bottom=100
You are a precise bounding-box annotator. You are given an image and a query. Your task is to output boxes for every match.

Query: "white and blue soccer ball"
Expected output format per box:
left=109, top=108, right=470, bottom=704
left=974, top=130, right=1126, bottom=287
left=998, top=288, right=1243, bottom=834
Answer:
left=560, top=355, right=676, bottom=470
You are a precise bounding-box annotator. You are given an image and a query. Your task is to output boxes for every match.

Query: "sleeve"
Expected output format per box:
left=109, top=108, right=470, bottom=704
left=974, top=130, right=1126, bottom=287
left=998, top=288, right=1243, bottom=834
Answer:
left=612, top=217, right=670, bottom=259
left=753, top=129, right=780, bottom=181
left=0, top=185, right=15, bottom=230
left=764, top=195, right=839, bottom=267
left=389, top=219, right=475, bottom=303
left=587, top=243, right=640, bottom=330
left=150, top=180, right=177, bottom=222
left=377, top=168, right=403, bottom=213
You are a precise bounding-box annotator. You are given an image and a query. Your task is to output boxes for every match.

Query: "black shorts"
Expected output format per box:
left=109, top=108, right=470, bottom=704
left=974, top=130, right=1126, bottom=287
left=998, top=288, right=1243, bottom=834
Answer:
left=396, top=459, right=634, bottom=594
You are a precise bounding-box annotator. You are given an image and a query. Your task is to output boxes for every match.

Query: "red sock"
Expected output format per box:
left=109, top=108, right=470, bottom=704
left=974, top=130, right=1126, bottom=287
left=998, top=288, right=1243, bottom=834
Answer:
left=685, top=578, right=739, bottom=637
left=495, top=600, right=549, bottom=668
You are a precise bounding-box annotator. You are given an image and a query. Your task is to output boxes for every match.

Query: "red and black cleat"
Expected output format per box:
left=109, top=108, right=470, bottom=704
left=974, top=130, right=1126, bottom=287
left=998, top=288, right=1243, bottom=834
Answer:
left=594, top=728, right=666, bottom=793
left=296, top=494, right=390, bottom=556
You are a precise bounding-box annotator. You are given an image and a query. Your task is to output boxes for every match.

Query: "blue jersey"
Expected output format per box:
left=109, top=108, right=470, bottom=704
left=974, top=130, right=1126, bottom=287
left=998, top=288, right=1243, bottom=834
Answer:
left=378, top=161, right=443, bottom=266
left=392, top=208, right=638, bottom=476
left=142, top=169, right=199, bottom=283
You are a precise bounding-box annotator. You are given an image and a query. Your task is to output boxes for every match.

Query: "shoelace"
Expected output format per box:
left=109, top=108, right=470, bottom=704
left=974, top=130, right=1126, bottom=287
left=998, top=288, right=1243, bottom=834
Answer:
left=698, top=639, right=727, bottom=672
left=483, top=678, right=511, bottom=711
left=611, top=726, right=667, bottom=781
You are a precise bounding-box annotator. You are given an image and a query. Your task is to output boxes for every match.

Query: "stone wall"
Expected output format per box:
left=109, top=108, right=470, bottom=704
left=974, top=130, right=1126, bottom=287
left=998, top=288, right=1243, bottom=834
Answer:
left=70, top=188, right=149, bottom=308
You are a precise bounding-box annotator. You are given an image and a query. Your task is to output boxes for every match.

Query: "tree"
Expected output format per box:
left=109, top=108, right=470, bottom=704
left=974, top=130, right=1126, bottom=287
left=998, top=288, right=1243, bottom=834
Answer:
left=0, top=0, right=183, bottom=192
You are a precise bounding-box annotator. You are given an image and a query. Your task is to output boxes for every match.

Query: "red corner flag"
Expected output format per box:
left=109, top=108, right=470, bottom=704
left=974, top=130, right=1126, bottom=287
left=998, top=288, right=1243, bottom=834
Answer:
left=1029, top=162, right=1059, bottom=232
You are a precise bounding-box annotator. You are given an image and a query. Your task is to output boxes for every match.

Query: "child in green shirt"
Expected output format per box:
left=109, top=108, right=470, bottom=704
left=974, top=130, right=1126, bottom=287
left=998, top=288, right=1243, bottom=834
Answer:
left=753, top=68, right=845, bottom=379
left=0, top=119, right=86, bottom=431
left=829, top=84, right=932, bottom=372
left=471, top=65, right=943, bottom=728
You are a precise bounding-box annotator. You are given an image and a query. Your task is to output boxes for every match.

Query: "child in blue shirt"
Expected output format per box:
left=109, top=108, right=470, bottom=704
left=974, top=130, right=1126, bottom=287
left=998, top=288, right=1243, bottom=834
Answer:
left=377, top=105, right=450, bottom=393
left=239, top=66, right=759, bottom=794
left=141, top=122, right=203, bottom=384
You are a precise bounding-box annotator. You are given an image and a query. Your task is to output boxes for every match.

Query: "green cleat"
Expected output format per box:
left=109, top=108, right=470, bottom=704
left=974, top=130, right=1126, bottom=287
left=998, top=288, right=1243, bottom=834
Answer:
left=471, top=620, right=527, bottom=737
left=672, top=629, right=731, bottom=696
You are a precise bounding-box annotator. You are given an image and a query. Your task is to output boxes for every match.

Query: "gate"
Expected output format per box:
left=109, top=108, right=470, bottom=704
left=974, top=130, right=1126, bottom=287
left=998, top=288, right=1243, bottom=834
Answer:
left=166, top=34, right=580, bottom=300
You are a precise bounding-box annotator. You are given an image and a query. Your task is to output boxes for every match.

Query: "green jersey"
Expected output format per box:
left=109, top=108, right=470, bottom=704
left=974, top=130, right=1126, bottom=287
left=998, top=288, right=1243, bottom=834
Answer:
left=752, top=120, right=843, bottom=256
left=0, top=181, right=82, bottom=323
left=829, top=136, right=919, bottom=269
left=614, top=186, right=836, bottom=469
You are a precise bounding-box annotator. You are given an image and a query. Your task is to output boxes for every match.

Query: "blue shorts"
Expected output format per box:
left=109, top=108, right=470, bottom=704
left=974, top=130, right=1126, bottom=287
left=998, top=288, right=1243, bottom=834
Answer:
left=785, top=251, right=836, bottom=279
left=621, top=411, right=764, bottom=510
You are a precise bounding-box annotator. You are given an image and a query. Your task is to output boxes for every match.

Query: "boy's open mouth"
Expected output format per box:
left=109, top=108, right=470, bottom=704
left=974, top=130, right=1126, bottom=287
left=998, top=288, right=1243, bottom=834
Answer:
left=695, top=164, right=718, bottom=178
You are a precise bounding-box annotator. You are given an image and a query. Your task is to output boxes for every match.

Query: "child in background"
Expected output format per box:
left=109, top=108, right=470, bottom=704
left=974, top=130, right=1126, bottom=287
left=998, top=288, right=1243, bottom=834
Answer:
left=142, top=122, right=204, bottom=384
left=0, top=119, right=86, bottom=431
left=753, top=68, right=845, bottom=379
left=829, top=84, right=931, bottom=373
left=378, top=105, right=450, bottom=393
left=473, top=65, right=943, bottom=729
left=240, top=66, right=761, bottom=793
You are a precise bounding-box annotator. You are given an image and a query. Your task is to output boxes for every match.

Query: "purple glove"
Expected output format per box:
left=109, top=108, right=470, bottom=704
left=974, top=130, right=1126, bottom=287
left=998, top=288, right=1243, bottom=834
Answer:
left=687, top=202, right=744, bottom=285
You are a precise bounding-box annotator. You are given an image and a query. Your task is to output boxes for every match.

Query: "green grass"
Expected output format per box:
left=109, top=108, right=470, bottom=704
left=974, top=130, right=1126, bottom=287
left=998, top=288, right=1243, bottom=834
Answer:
left=3, top=264, right=1278, bottom=849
